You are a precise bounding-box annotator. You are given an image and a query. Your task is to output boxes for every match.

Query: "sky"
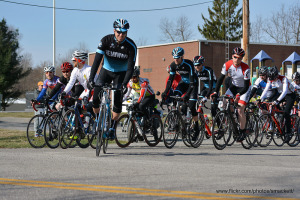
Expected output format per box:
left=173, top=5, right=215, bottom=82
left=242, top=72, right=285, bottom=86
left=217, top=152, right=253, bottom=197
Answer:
left=0, top=0, right=299, bottom=67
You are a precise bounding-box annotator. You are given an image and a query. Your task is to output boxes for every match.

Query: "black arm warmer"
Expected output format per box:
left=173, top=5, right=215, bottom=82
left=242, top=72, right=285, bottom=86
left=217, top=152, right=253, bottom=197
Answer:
left=249, top=87, right=257, bottom=100
left=238, top=80, right=250, bottom=95
left=89, top=52, right=103, bottom=82
left=214, top=74, right=226, bottom=95
left=49, top=83, right=63, bottom=99
left=164, top=74, right=175, bottom=93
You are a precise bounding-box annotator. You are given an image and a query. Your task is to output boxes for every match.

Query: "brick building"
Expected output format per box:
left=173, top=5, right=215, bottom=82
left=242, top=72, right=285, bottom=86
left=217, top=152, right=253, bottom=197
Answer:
left=88, top=40, right=300, bottom=94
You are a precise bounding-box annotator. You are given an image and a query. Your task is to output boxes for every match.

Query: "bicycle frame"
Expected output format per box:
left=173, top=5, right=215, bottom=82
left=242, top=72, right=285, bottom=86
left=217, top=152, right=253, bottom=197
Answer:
left=260, top=102, right=284, bottom=136
left=196, top=98, right=212, bottom=136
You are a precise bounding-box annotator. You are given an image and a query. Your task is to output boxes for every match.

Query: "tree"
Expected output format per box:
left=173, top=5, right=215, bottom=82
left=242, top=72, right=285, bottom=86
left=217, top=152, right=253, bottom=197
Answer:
left=159, top=15, right=194, bottom=43
left=0, top=18, right=31, bottom=110
left=263, top=4, right=300, bottom=44
left=198, top=0, right=242, bottom=41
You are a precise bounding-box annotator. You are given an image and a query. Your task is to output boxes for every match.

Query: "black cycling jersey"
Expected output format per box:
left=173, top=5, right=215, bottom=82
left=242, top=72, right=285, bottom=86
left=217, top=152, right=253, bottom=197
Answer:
left=49, top=76, right=83, bottom=99
left=90, top=34, right=137, bottom=86
left=195, top=66, right=216, bottom=97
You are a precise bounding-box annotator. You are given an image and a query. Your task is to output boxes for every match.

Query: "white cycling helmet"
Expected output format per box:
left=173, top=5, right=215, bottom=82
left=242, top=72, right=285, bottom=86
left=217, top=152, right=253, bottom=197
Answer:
left=72, top=50, right=88, bottom=63
left=44, top=65, right=55, bottom=72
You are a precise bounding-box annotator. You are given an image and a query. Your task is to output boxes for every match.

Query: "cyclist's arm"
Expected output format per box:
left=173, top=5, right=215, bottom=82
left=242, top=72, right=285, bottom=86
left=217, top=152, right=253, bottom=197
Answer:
left=276, top=80, right=289, bottom=102
left=238, top=79, right=250, bottom=95
left=90, top=52, right=103, bottom=82
left=206, top=68, right=214, bottom=97
left=64, top=70, right=77, bottom=94
left=164, top=74, right=175, bottom=94
left=123, top=85, right=132, bottom=101
left=49, top=82, right=63, bottom=99
left=260, top=81, right=271, bottom=101
left=249, top=87, right=257, bottom=100
left=137, top=81, right=148, bottom=103
left=36, top=88, right=47, bottom=102
left=214, top=74, right=226, bottom=95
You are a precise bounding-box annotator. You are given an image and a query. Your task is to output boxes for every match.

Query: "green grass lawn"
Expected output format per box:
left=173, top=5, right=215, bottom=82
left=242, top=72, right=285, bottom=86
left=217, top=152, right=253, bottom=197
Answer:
left=0, top=129, right=32, bottom=148
left=0, top=112, right=34, bottom=118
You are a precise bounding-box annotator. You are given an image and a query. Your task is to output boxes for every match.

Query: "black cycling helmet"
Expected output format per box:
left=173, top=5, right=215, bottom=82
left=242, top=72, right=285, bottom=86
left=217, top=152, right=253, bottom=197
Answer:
left=268, top=66, right=279, bottom=80
left=292, top=72, right=300, bottom=81
left=193, top=56, right=205, bottom=66
left=232, top=47, right=245, bottom=57
left=113, top=19, right=130, bottom=32
left=259, top=66, right=268, bottom=76
left=172, top=47, right=184, bottom=59
left=132, top=66, right=140, bottom=77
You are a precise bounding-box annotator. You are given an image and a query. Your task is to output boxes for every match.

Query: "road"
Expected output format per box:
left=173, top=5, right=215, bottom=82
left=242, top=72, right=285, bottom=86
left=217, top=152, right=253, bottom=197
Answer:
left=0, top=116, right=299, bottom=200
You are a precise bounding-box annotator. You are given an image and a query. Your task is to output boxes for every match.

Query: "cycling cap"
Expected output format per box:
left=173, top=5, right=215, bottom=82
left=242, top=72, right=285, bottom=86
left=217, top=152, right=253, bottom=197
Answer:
left=232, top=47, right=245, bottom=57
left=72, top=50, right=88, bottom=63
left=172, top=47, right=184, bottom=59
left=292, top=72, right=300, bottom=81
left=113, top=19, right=130, bottom=32
left=268, top=66, right=279, bottom=80
left=44, top=65, right=55, bottom=72
left=37, top=81, right=43, bottom=86
left=193, top=56, right=205, bottom=66
left=259, top=66, right=268, bottom=75
left=132, top=66, right=140, bottom=77
left=61, top=62, right=73, bottom=72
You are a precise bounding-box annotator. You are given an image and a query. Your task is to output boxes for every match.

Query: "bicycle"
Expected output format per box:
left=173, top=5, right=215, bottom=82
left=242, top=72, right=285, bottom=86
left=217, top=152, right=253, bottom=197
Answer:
left=257, top=102, right=299, bottom=147
left=211, top=96, right=258, bottom=150
left=162, top=96, right=197, bottom=149
left=26, top=99, right=54, bottom=148
left=59, top=97, right=94, bottom=149
left=115, top=99, right=163, bottom=148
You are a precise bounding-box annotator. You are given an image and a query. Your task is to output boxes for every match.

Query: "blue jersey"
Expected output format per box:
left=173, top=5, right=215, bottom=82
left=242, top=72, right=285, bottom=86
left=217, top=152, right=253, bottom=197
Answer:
left=96, top=34, right=137, bottom=72
left=195, top=66, right=216, bottom=88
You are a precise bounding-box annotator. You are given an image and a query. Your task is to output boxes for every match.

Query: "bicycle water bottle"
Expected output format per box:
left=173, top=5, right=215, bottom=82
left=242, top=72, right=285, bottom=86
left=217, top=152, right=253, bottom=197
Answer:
left=186, top=109, right=191, bottom=121
left=84, top=116, right=90, bottom=129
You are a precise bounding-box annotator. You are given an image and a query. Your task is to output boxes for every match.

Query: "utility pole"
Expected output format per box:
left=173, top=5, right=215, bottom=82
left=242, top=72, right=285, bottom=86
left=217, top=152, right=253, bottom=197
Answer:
left=242, top=0, right=249, bottom=65
left=53, top=0, right=56, bottom=71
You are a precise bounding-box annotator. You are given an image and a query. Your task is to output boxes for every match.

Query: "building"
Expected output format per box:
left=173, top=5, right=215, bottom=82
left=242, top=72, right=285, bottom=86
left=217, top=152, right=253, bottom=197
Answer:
left=88, top=40, right=300, bottom=94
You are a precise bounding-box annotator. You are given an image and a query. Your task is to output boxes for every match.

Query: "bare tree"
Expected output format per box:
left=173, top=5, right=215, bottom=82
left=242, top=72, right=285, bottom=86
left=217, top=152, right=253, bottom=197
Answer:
left=250, top=15, right=269, bottom=43
left=159, top=15, right=194, bottom=43
left=263, top=4, right=300, bottom=44
left=135, top=37, right=148, bottom=47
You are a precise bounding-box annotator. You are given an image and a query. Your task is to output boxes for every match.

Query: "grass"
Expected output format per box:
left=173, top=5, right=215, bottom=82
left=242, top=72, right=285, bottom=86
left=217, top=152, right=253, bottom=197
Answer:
left=0, top=112, right=34, bottom=118
left=0, top=129, right=32, bottom=148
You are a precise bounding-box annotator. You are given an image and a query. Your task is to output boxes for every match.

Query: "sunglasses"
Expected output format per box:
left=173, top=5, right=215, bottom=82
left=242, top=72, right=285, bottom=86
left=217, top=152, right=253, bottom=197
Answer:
left=62, top=71, right=70, bottom=73
left=117, top=31, right=127, bottom=35
left=233, top=56, right=242, bottom=60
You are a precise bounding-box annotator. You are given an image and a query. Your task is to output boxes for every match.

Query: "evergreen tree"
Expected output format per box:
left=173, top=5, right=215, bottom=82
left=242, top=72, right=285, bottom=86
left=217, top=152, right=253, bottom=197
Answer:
left=198, top=0, right=242, bottom=41
left=0, top=18, right=31, bottom=110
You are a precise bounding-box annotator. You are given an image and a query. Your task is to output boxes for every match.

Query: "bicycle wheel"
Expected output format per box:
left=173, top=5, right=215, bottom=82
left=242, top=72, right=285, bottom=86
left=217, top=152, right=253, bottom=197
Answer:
left=287, top=114, right=300, bottom=147
left=75, top=113, right=90, bottom=149
left=163, top=110, right=179, bottom=149
left=59, top=109, right=77, bottom=149
left=26, top=115, right=47, bottom=148
left=115, top=114, right=134, bottom=148
left=241, top=113, right=258, bottom=149
left=272, top=114, right=285, bottom=147
left=143, top=114, right=163, bottom=147
left=44, top=111, right=60, bottom=149
left=88, top=117, right=97, bottom=149
left=211, top=111, right=232, bottom=150
left=102, top=108, right=110, bottom=154
left=257, top=114, right=273, bottom=147
left=96, top=105, right=105, bottom=156
left=188, top=114, right=205, bottom=148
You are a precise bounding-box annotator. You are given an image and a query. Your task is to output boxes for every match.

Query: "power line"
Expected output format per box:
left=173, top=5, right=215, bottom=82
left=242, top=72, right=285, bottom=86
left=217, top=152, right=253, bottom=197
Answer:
left=0, top=0, right=213, bottom=13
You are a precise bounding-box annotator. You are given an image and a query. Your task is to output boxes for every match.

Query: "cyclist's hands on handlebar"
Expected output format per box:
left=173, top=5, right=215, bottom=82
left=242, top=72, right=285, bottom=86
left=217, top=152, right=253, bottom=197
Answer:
left=87, top=80, right=95, bottom=90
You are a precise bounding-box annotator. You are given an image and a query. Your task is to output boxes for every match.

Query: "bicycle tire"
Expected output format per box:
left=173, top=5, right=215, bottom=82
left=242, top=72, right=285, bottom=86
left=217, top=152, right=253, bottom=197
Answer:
left=188, top=113, right=205, bottom=148
left=26, top=115, right=47, bottom=148
left=75, top=113, right=90, bottom=149
left=143, top=114, right=163, bottom=147
left=257, top=114, right=273, bottom=147
left=272, top=114, right=285, bottom=147
left=211, top=111, right=232, bottom=150
left=102, top=107, right=111, bottom=154
left=96, top=105, right=105, bottom=156
left=163, top=110, right=179, bottom=149
left=88, top=117, right=97, bottom=149
left=115, top=114, right=134, bottom=148
left=287, top=114, right=300, bottom=147
left=44, top=111, right=60, bottom=149
left=241, top=112, right=258, bottom=149
left=59, top=109, right=77, bottom=149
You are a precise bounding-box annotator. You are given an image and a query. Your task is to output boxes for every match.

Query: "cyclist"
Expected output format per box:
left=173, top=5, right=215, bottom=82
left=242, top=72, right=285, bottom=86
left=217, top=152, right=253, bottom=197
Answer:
left=62, top=50, right=93, bottom=100
left=161, top=47, right=199, bottom=137
left=291, top=72, right=300, bottom=95
left=88, top=18, right=137, bottom=140
left=35, top=65, right=59, bottom=103
left=193, top=55, right=217, bottom=118
left=164, top=65, right=182, bottom=104
left=211, top=47, right=251, bottom=142
left=249, top=66, right=276, bottom=101
left=260, top=66, right=296, bottom=141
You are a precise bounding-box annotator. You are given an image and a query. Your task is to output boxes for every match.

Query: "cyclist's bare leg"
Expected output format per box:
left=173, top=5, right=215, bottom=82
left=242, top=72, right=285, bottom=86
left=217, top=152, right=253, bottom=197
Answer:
left=93, top=108, right=100, bottom=116
left=238, top=103, right=246, bottom=130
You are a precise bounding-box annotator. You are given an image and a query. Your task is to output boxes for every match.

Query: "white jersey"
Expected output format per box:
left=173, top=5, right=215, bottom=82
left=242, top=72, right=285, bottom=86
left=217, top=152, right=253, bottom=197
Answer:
left=64, top=64, right=96, bottom=98
left=261, top=75, right=294, bottom=102
left=292, top=81, right=300, bottom=95
left=253, top=77, right=273, bottom=98
left=221, top=60, right=250, bottom=87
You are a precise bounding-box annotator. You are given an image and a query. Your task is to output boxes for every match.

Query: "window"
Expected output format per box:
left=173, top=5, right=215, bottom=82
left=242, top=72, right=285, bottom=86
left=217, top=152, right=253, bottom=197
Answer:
left=143, top=68, right=152, bottom=72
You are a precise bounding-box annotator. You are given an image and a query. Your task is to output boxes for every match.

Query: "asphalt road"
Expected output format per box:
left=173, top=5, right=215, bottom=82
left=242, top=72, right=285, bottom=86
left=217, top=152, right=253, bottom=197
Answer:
left=1, top=116, right=300, bottom=200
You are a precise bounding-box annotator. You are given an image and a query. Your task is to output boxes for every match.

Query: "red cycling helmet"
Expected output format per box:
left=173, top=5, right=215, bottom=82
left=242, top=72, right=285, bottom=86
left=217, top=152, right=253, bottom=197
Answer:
left=61, top=62, right=73, bottom=72
left=232, top=47, right=245, bottom=57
